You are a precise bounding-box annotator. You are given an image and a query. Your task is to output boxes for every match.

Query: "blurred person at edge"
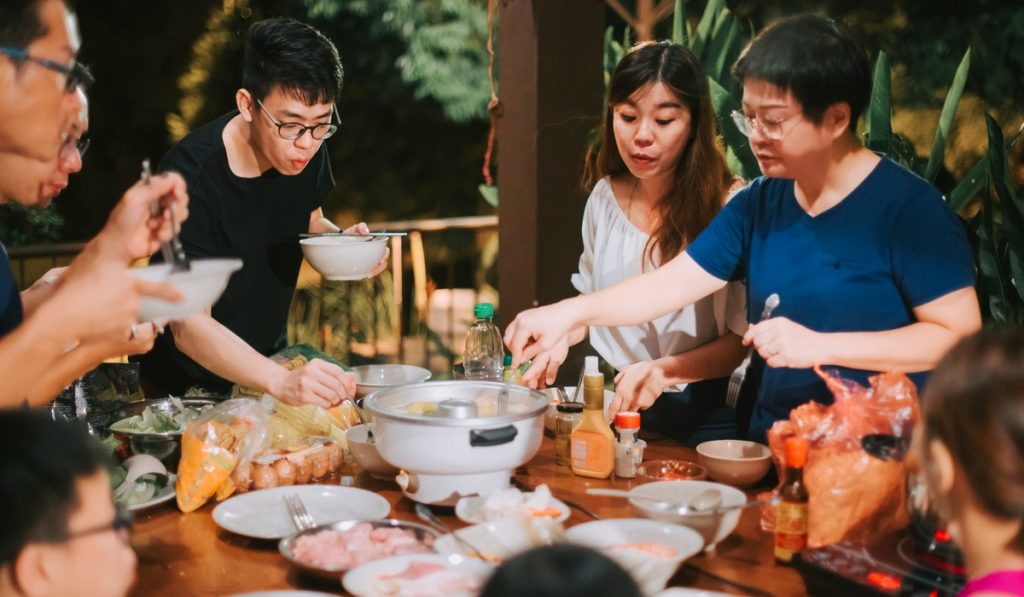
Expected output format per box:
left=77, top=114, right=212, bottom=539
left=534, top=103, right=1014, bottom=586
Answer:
left=137, top=18, right=387, bottom=409
left=0, top=410, right=136, bottom=597
left=0, top=0, right=187, bottom=407
left=480, top=544, right=642, bottom=597
left=915, top=329, right=1024, bottom=597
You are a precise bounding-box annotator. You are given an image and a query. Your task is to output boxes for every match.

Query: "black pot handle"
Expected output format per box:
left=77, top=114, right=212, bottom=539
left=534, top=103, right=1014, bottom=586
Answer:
left=470, top=425, right=518, bottom=447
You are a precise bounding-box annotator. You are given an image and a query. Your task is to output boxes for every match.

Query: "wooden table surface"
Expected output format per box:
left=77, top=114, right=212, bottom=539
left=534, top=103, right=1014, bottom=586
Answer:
left=128, top=436, right=806, bottom=596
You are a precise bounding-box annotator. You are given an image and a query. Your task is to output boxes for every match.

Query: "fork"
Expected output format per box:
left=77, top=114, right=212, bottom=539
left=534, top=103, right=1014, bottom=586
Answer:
left=726, top=293, right=780, bottom=409
left=284, top=494, right=316, bottom=531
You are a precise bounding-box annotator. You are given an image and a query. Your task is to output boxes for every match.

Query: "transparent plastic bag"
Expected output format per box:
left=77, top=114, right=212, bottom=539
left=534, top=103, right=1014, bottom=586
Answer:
left=764, top=366, right=919, bottom=547
left=175, top=398, right=268, bottom=512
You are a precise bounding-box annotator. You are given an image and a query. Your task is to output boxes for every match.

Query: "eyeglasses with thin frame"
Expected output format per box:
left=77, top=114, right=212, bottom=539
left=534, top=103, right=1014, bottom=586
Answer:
left=50, top=503, right=133, bottom=546
left=60, top=132, right=89, bottom=162
left=0, top=46, right=94, bottom=92
left=730, top=110, right=801, bottom=141
left=256, top=99, right=339, bottom=141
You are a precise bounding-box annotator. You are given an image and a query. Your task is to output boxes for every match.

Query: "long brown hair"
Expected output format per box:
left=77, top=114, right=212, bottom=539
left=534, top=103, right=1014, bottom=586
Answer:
left=583, top=41, right=734, bottom=269
left=920, top=328, right=1024, bottom=553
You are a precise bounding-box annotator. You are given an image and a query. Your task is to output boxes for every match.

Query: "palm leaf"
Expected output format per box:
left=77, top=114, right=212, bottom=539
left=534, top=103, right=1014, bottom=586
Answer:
left=690, top=0, right=724, bottom=60
left=924, top=48, right=971, bottom=183
left=708, top=76, right=759, bottom=180
left=865, top=51, right=891, bottom=153
left=705, top=10, right=742, bottom=83
left=976, top=190, right=1008, bottom=322
left=987, top=114, right=1024, bottom=304
left=948, top=121, right=1024, bottom=212
left=672, top=0, right=687, bottom=46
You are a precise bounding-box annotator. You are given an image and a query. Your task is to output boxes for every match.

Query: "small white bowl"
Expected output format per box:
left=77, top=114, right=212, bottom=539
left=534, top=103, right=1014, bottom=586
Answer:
left=130, top=258, right=242, bottom=322
left=346, top=424, right=399, bottom=481
left=565, top=518, right=703, bottom=596
left=352, top=364, right=432, bottom=399
left=696, top=439, right=772, bottom=487
left=629, top=480, right=745, bottom=550
left=300, top=236, right=388, bottom=281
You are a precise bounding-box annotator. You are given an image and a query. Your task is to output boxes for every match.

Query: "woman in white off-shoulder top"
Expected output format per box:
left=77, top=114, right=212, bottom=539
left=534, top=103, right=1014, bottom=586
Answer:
left=523, top=41, right=749, bottom=445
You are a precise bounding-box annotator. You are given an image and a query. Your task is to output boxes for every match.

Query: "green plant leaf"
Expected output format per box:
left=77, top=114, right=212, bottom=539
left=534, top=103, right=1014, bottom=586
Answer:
left=708, top=76, right=759, bottom=180
left=924, top=48, right=971, bottom=183
left=622, top=25, right=632, bottom=50
left=705, top=9, right=742, bottom=82
left=478, top=183, right=498, bottom=208
left=604, top=26, right=625, bottom=87
left=672, top=0, right=687, bottom=46
left=987, top=113, right=1024, bottom=304
left=948, top=121, right=1024, bottom=212
left=690, top=0, right=724, bottom=60
left=865, top=51, right=891, bottom=154
left=976, top=190, right=1008, bottom=322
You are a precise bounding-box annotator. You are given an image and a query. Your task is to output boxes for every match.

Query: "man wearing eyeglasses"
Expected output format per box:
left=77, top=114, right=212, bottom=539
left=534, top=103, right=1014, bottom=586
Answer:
left=138, top=18, right=382, bottom=409
left=0, top=410, right=136, bottom=597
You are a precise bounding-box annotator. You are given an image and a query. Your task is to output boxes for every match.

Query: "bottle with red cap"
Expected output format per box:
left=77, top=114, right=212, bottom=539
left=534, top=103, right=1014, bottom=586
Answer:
left=775, top=436, right=810, bottom=564
left=614, top=411, right=642, bottom=478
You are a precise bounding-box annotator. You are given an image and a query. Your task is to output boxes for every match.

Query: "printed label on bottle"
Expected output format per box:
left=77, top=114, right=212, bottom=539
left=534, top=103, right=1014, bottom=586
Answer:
left=571, top=431, right=612, bottom=475
left=774, top=501, right=808, bottom=562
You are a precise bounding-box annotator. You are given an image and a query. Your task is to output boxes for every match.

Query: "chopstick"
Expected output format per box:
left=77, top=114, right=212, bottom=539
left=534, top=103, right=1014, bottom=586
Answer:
left=299, top=232, right=407, bottom=238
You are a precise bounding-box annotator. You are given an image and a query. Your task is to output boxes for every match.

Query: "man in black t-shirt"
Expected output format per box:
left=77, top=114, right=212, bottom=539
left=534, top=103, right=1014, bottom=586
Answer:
left=138, top=18, right=384, bottom=408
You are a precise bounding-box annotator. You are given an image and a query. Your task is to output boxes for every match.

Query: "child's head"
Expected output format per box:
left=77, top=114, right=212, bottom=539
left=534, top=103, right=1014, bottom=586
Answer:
left=479, top=543, right=642, bottom=597
left=587, top=41, right=733, bottom=264
left=918, top=328, right=1024, bottom=555
left=732, top=14, right=870, bottom=136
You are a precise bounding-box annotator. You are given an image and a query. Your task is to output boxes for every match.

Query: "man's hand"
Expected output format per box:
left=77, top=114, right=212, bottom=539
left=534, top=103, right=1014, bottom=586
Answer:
left=94, top=172, right=189, bottom=263
left=343, top=222, right=390, bottom=278
left=270, top=359, right=356, bottom=409
left=520, top=337, right=569, bottom=389
left=611, top=360, right=668, bottom=414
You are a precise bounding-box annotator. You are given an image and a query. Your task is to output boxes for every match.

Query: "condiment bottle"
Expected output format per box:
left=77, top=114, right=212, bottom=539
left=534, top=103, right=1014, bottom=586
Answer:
left=570, top=356, right=614, bottom=479
left=463, top=302, right=504, bottom=380
left=554, top=401, right=583, bottom=467
left=614, top=411, right=641, bottom=478
left=774, top=436, right=810, bottom=564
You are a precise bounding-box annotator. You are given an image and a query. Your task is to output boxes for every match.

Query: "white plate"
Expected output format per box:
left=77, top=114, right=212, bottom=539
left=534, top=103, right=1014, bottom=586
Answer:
left=342, top=553, right=495, bottom=597
left=656, top=589, right=735, bottom=597
left=212, top=485, right=390, bottom=540
left=227, top=592, right=340, bottom=597
left=454, top=493, right=570, bottom=524
left=123, top=473, right=177, bottom=512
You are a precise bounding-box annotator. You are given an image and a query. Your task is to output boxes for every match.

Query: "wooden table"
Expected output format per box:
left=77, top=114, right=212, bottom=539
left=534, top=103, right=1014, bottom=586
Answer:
left=129, top=437, right=806, bottom=596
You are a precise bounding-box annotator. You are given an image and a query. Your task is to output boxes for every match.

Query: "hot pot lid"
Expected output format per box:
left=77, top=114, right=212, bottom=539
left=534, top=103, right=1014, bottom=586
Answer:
left=364, top=380, right=549, bottom=427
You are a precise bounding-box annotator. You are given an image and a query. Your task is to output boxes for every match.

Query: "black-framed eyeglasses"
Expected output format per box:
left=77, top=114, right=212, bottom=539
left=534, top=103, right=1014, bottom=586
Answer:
left=256, top=99, right=339, bottom=141
left=0, top=46, right=94, bottom=92
left=52, top=503, right=133, bottom=546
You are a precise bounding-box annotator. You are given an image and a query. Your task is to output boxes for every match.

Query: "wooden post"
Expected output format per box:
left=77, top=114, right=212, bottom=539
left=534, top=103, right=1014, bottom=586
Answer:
left=497, top=0, right=604, bottom=384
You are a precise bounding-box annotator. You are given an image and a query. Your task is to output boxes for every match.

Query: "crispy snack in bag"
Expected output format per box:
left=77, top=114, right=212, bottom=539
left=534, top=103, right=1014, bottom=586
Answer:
left=176, top=398, right=267, bottom=512
left=765, top=366, right=919, bottom=547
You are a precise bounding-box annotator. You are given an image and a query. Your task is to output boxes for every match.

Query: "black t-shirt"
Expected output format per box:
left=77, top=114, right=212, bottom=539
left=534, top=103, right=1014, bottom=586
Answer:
left=137, top=112, right=333, bottom=394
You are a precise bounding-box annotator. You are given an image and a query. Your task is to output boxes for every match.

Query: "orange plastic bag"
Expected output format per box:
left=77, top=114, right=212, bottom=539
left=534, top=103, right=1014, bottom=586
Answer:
left=176, top=398, right=267, bottom=512
left=765, top=366, right=919, bottom=547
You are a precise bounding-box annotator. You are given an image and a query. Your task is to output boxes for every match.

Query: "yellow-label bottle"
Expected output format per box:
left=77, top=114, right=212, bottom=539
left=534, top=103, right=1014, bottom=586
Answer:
left=571, top=357, right=614, bottom=479
left=775, top=437, right=810, bottom=563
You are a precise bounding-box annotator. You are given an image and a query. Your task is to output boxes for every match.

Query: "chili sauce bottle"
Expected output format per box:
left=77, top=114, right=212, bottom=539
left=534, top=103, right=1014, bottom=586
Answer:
left=774, top=436, right=810, bottom=564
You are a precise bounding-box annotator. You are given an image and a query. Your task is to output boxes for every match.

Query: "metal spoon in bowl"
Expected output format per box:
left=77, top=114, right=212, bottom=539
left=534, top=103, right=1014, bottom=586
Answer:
left=587, top=487, right=722, bottom=514
left=413, top=503, right=489, bottom=561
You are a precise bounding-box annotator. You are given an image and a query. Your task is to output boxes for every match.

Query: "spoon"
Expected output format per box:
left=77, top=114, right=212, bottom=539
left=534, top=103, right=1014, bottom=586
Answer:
left=587, top=487, right=722, bottom=515
left=413, top=503, right=489, bottom=561
left=142, top=159, right=190, bottom=273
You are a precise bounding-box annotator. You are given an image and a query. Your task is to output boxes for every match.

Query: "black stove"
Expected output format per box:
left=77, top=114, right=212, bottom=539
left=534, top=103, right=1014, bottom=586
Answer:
left=794, top=521, right=964, bottom=596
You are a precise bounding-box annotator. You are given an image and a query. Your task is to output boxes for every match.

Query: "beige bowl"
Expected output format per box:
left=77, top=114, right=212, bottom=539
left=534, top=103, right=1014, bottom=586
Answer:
left=696, top=439, right=772, bottom=487
left=130, top=258, right=242, bottom=322
left=300, top=236, right=388, bottom=281
left=346, top=424, right=399, bottom=481
left=629, top=480, right=745, bottom=550
left=352, top=364, right=432, bottom=399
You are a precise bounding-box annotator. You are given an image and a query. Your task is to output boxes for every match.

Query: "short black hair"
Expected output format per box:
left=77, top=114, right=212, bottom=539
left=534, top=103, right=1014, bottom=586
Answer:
left=480, top=544, right=642, bottom=597
left=0, top=0, right=47, bottom=48
left=242, top=17, right=343, bottom=105
left=0, top=410, right=110, bottom=566
left=732, top=14, right=871, bottom=132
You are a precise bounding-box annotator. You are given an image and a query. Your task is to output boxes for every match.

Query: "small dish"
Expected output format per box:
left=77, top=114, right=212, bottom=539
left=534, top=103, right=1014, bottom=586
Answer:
left=124, top=472, right=177, bottom=512
left=279, top=519, right=439, bottom=577
left=300, top=236, right=389, bottom=281
left=434, top=518, right=562, bottom=562
left=346, top=424, right=399, bottom=481
left=342, top=553, right=494, bottom=597
left=696, top=439, right=772, bottom=487
left=352, top=364, right=432, bottom=399
left=455, top=492, right=570, bottom=524
left=628, top=481, right=745, bottom=550
left=637, top=460, right=707, bottom=483
left=131, top=258, right=242, bottom=322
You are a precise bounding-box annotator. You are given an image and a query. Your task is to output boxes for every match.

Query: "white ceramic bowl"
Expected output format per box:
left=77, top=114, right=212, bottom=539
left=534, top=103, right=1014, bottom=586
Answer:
left=352, top=364, right=432, bottom=399
left=696, top=439, right=772, bottom=487
left=434, top=518, right=559, bottom=562
left=130, top=258, right=242, bottom=322
left=629, top=480, right=745, bottom=550
left=300, top=236, right=388, bottom=281
left=565, top=518, right=703, bottom=596
left=346, top=424, right=399, bottom=481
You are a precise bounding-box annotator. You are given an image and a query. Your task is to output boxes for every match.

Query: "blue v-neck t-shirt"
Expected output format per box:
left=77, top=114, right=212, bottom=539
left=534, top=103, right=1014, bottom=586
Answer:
left=686, top=157, right=975, bottom=441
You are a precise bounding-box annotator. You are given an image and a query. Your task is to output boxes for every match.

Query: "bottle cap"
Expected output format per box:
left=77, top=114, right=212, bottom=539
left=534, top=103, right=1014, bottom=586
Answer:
left=614, top=411, right=641, bottom=429
left=584, top=356, right=599, bottom=374
left=474, top=303, right=494, bottom=318
left=784, top=437, right=809, bottom=468
left=503, top=354, right=512, bottom=367
left=555, top=402, right=583, bottom=413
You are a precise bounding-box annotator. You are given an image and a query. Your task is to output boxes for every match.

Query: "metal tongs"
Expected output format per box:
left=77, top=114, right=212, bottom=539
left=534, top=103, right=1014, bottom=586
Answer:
left=142, top=159, right=190, bottom=272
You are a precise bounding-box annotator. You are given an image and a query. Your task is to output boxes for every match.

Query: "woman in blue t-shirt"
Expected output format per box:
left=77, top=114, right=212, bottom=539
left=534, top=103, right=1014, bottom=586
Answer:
left=506, top=15, right=981, bottom=442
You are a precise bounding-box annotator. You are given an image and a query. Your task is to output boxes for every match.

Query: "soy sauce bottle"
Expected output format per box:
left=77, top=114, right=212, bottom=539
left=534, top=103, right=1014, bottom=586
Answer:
left=774, top=436, right=809, bottom=564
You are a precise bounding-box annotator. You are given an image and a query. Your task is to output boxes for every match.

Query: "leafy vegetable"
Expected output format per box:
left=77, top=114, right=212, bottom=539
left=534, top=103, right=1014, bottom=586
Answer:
left=109, top=401, right=212, bottom=434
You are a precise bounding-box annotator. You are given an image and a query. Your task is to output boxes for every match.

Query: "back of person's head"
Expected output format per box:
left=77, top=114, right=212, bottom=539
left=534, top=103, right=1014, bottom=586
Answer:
left=920, top=328, right=1024, bottom=554
left=242, top=17, right=343, bottom=105
left=479, top=543, right=642, bottom=597
left=0, top=0, right=50, bottom=48
left=731, top=14, right=870, bottom=134
left=0, top=409, right=109, bottom=568
left=587, top=41, right=733, bottom=265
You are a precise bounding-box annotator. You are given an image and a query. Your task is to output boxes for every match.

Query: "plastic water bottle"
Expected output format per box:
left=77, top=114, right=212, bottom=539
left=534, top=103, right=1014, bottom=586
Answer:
left=463, top=303, right=505, bottom=380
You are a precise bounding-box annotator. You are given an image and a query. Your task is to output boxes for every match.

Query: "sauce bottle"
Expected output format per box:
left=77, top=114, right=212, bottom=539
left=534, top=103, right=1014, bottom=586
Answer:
left=774, top=436, right=810, bottom=564
left=614, top=411, right=641, bottom=478
left=554, top=401, right=583, bottom=467
left=571, top=356, right=614, bottom=479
